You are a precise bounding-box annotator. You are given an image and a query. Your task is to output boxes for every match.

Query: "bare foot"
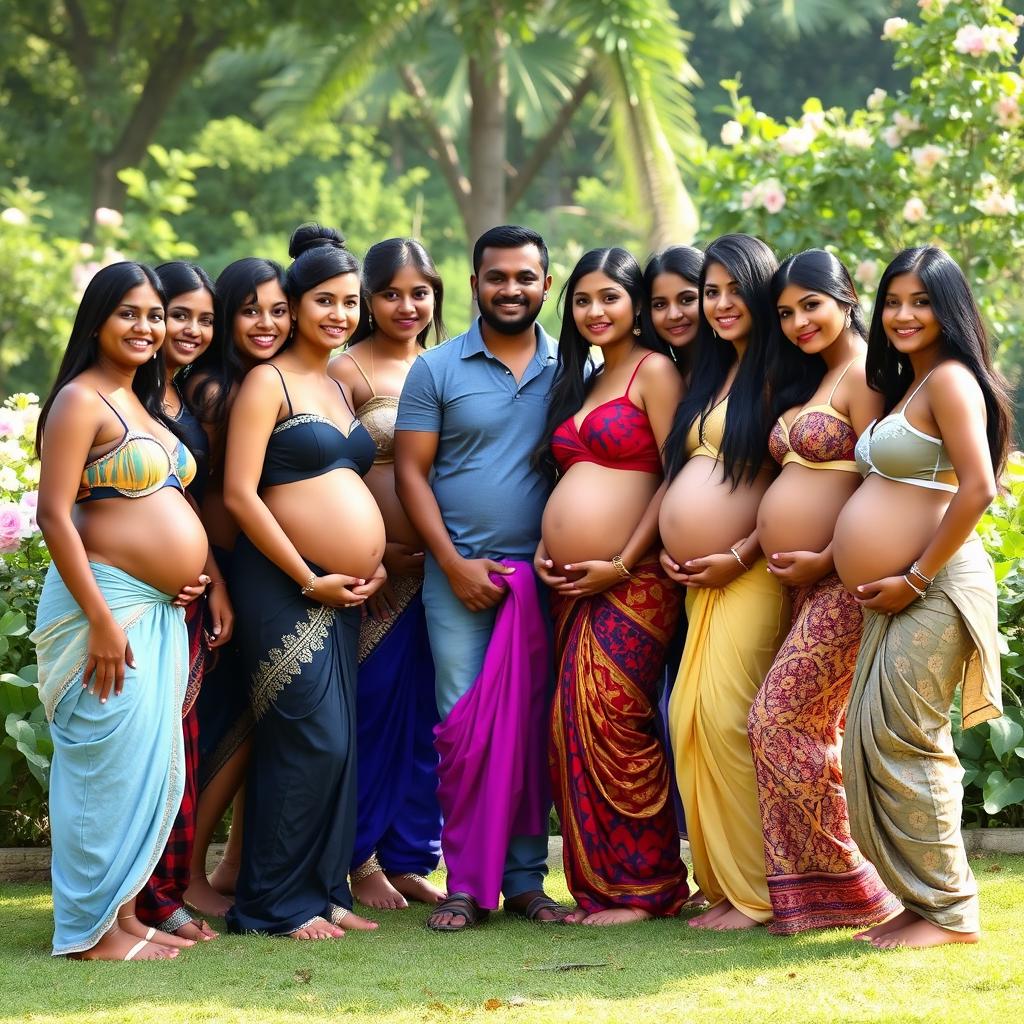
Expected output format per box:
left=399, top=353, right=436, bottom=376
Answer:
left=871, top=919, right=979, bottom=950
left=184, top=877, right=233, bottom=918
left=565, top=907, right=589, bottom=924
left=209, top=857, right=239, bottom=897
left=582, top=907, right=652, bottom=926
left=68, top=924, right=178, bottom=961
left=330, top=905, right=380, bottom=931
left=687, top=901, right=731, bottom=929
left=705, top=906, right=761, bottom=931
left=684, top=888, right=708, bottom=908
left=286, top=916, right=343, bottom=940
left=387, top=872, right=445, bottom=905
left=119, top=916, right=195, bottom=949
left=853, top=908, right=915, bottom=942
left=352, top=870, right=407, bottom=910
left=174, top=919, right=218, bottom=941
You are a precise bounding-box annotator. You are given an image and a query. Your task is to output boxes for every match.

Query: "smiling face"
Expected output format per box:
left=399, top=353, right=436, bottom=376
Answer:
left=473, top=245, right=550, bottom=336
left=293, top=272, right=362, bottom=351
left=370, top=264, right=435, bottom=345
left=650, top=271, right=699, bottom=349
left=232, top=279, right=291, bottom=363
left=96, top=282, right=165, bottom=369
left=775, top=283, right=848, bottom=355
left=572, top=271, right=635, bottom=348
left=702, top=261, right=753, bottom=343
left=163, top=288, right=215, bottom=371
left=881, top=271, right=942, bottom=355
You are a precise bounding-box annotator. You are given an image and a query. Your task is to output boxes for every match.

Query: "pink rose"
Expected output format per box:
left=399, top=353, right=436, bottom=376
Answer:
left=954, top=25, right=988, bottom=56
left=882, top=17, right=909, bottom=40
left=903, top=197, right=927, bottom=223
left=761, top=183, right=787, bottom=214
left=0, top=410, right=22, bottom=438
left=0, top=504, right=25, bottom=553
left=994, top=95, right=1021, bottom=128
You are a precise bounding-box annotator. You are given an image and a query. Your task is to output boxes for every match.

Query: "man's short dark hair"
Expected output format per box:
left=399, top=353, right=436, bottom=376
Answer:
left=472, top=225, right=549, bottom=275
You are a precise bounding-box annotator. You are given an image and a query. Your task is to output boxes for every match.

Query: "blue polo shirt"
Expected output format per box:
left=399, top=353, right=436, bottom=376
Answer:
left=396, top=317, right=558, bottom=560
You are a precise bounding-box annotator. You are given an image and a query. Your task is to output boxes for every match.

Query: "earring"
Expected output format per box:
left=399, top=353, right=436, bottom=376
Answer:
left=632, top=318, right=642, bottom=337
left=367, top=311, right=374, bottom=330
left=845, top=309, right=852, bottom=328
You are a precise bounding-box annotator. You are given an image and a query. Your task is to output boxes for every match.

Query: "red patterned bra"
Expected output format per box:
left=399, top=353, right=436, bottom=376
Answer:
left=768, top=360, right=859, bottom=473
left=551, top=352, right=662, bottom=474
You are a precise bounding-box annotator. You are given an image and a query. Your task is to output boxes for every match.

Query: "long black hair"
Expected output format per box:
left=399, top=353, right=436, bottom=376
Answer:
left=348, top=237, right=446, bottom=347
left=185, top=256, right=285, bottom=431
left=867, top=245, right=1012, bottom=478
left=767, top=249, right=867, bottom=414
left=37, top=262, right=170, bottom=455
left=642, top=244, right=704, bottom=380
left=156, top=261, right=215, bottom=306
left=533, top=246, right=669, bottom=480
left=285, top=222, right=360, bottom=299
left=664, top=234, right=779, bottom=486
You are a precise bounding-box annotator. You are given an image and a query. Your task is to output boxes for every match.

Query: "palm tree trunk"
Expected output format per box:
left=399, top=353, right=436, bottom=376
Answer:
left=466, top=26, right=509, bottom=245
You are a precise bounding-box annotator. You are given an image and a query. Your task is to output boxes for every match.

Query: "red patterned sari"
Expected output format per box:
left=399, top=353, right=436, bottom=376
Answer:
left=550, top=559, right=689, bottom=916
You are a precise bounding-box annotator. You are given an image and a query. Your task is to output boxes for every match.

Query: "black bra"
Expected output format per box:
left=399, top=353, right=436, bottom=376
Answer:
left=259, top=366, right=376, bottom=489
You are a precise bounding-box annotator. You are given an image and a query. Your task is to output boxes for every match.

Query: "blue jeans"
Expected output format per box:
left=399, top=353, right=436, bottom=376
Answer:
left=422, top=553, right=549, bottom=899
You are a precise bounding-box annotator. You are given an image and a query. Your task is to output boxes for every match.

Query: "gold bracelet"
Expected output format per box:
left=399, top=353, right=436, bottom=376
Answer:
left=300, top=573, right=318, bottom=596
left=611, top=555, right=632, bottom=579
left=729, top=546, right=751, bottom=571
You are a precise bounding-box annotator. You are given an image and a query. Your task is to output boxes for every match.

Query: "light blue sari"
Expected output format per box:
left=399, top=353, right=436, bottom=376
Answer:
left=31, top=562, right=187, bottom=956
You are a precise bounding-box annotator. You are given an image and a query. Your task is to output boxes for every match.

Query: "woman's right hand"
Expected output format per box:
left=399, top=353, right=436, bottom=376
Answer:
left=383, top=542, right=425, bottom=579
left=308, top=574, right=369, bottom=608
left=534, top=542, right=567, bottom=589
left=83, top=617, right=135, bottom=703
left=659, top=547, right=690, bottom=586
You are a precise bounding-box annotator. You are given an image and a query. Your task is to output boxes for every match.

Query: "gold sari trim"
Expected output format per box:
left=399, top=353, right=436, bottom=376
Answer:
left=357, top=574, right=421, bottom=664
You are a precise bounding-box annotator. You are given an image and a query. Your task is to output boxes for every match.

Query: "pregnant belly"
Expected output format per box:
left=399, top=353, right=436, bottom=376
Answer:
left=363, top=463, right=421, bottom=548
left=832, top=474, right=951, bottom=591
left=757, top=465, right=859, bottom=558
left=542, top=463, right=660, bottom=569
left=659, top=457, right=769, bottom=565
left=265, top=470, right=386, bottom=580
left=76, top=489, right=209, bottom=595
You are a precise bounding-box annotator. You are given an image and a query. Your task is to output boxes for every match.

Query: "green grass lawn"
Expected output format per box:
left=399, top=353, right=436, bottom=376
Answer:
left=2, top=856, right=1023, bottom=1024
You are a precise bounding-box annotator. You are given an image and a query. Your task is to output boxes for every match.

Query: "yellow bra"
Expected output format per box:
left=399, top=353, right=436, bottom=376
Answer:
left=685, top=396, right=728, bottom=461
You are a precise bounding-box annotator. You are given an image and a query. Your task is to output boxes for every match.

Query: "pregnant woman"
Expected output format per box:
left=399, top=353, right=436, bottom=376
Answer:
left=834, top=246, right=1010, bottom=949
left=660, top=233, right=790, bottom=931
left=223, top=224, right=385, bottom=939
left=748, top=249, right=899, bottom=934
left=331, top=238, right=447, bottom=910
left=536, top=247, right=689, bottom=925
left=33, top=262, right=209, bottom=960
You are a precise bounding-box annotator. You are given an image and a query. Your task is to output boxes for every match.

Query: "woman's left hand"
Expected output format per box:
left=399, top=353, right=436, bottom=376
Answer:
left=679, top=552, right=745, bottom=589
left=555, top=560, right=621, bottom=598
left=767, top=549, right=829, bottom=588
left=353, top=563, right=388, bottom=601
left=205, top=583, right=235, bottom=648
left=173, top=574, right=210, bottom=606
left=855, top=575, right=919, bottom=615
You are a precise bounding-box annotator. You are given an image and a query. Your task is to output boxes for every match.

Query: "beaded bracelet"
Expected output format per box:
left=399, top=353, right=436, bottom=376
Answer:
left=300, top=573, right=318, bottom=596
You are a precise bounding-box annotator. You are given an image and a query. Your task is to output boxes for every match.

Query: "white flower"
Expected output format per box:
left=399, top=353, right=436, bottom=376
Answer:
left=882, top=17, right=909, bottom=40
left=93, top=207, right=123, bottom=228
left=1, top=207, right=28, bottom=226
left=893, top=112, right=922, bottom=134
left=980, top=25, right=1018, bottom=53
left=842, top=127, right=874, bottom=150
left=954, top=25, right=988, bottom=56
left=854, top=260, right=879, bottom=286
left=800, top=110, right=827, bottom=135
left=777, top=125, right=815, bottom=156
left=882, top=125, right=904, bottom=148
left=18, top=491, right=37, bottom=538
left=903, top=197, right=927, bottom=223
left=0, top=410, right=23, bottom=438
left=867, top=88, right=887, bottom=111
left=78, top=242, right=95, bottom=259
left=720, top=120, right=743, bottom=146
left=21, top=462, right=40, bottom=485
left=911, top=144, right=947, bottom=174
left=0, top=439, right=23, bottom=464
left=0, top=466, right=20, bottom=492
left=994, top=95, right=1022, bottom=128
left=917, top=0, right=948, bottom=12
left=975, top=190, right=1018, bottom=217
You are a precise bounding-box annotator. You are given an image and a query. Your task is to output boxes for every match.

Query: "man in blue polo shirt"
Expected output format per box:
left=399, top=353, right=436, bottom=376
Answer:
left=396, top=225, right=570, bottom=931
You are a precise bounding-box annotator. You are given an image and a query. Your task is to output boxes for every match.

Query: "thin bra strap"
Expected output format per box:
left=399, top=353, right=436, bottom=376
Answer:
left=902, top=366, right=937, bottom=412
left=332, top=377, right=357, bottom=418
left=343, top=351, right=375, bottom=397
left=826, top=358, right=858, bottom=405
left=624, top=351, right=655, bottom=399
left=269, top=365, right=294, bottom=417
left=94, top=391, right=131, bottom=439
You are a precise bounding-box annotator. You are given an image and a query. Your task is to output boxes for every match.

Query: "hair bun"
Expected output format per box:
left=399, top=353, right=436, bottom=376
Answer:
left=288, top=222, right=347, bottom=259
